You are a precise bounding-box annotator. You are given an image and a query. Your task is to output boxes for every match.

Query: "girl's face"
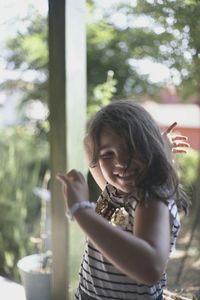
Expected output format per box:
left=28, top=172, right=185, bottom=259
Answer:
left=98, top=127, right=146, bottom=194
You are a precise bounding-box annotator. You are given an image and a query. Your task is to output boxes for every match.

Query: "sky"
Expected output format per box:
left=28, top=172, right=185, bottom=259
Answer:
left=0, top=0, right=48, bottom=40
left=0, top=0, right=48, bottom=126
left=0, top=0, right=48, bottom=85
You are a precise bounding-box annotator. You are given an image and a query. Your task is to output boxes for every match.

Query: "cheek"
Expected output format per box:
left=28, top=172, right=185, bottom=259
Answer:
left=99, top=160, right=113, bottom=177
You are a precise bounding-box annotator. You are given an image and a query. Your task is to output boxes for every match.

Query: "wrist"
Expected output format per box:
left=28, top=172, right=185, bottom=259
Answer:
left=66, top=201, right=96, bottom=221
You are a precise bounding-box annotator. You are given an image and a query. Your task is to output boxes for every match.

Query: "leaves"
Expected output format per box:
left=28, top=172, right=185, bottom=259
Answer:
left=0, top=126, right=49, bottom=278
left=2, top=0, right=200, bottom=116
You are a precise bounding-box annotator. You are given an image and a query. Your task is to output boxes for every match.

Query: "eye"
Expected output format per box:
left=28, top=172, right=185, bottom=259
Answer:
left=99, top=151, right=114, bottom=159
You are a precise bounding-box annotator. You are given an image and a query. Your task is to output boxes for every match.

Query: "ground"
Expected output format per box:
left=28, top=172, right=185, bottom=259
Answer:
left=164, top=212, right=200, bottom=300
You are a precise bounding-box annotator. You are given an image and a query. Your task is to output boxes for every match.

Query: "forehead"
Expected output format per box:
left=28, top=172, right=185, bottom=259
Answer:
left=99, top=127, right=124, bottom=149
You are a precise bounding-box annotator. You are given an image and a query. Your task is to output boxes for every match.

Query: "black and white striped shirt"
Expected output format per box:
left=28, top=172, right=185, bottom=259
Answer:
left=74, top=184, right=181, bottom=300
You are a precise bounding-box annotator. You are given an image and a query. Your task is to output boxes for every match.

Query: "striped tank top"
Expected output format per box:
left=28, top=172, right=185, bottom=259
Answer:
left=74, top=184, right=181, bottom=300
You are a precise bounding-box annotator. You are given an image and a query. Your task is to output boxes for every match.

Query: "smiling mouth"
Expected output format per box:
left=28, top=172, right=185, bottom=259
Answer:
left=115, top=173, right=134, bottom=180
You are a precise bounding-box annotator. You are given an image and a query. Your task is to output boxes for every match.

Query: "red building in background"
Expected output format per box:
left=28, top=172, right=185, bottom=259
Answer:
left=142, top=101, right=200, bottom=151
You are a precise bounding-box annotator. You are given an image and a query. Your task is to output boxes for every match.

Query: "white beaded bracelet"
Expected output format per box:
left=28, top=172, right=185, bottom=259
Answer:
left=66, top=201, right=96, bottom=221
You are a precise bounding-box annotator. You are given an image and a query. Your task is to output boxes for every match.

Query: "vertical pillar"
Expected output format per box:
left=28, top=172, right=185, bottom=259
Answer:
left=48, top=0, right=86, bottom=299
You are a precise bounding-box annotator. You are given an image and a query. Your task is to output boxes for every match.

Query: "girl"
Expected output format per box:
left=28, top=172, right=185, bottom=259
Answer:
left=57, top=100, right=190, bottom=300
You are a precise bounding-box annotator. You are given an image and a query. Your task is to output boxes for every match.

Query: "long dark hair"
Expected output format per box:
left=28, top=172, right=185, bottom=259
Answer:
left=87, top=100, right=190, bottom=214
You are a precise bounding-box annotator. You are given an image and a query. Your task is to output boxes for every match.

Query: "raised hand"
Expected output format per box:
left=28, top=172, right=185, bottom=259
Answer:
left=56, top=169, right=89, bottom=210
left=162, top=122, right=190, bottom=154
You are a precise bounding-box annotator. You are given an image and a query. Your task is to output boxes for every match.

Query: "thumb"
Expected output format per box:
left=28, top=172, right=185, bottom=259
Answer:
left=56, top=173, right=69, bottom=184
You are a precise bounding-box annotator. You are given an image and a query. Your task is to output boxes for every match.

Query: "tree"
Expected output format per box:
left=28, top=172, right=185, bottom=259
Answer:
left=0, top=126, right=49, bottom=279
left=1, top=6, right=48, bottom=123
left=1, top=1, right=200, bottom=114
left=87, top=0, right=164, bottom=105
left=115, top=0, right=200, bottom=102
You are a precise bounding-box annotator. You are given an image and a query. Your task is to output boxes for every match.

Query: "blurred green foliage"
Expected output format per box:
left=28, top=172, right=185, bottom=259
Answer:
left=2, top=0, right=200, bottom=120
left=175, top=148, right=199, bottom=203
left=87, top=70, right=117, bottom=119
left=0, top=126, right=49, bottom=279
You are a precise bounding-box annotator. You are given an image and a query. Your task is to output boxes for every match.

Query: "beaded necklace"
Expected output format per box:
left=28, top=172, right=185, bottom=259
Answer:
left=95, top=185, right=137, bottom=227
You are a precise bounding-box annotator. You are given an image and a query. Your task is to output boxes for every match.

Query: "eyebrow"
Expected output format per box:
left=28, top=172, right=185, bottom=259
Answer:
left=99, top=145, right=112, bottom=151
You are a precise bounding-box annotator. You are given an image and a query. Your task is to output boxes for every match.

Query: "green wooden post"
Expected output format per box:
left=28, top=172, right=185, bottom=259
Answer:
left=48, top=0, right=86, bottom=299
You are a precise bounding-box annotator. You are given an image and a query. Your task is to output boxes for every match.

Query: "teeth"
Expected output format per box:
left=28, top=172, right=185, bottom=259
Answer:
left=113, top=173, right=122, bottom=177
left=113, top=171, right=134, bottom=178
left=118, top=174, right=133, bottom=178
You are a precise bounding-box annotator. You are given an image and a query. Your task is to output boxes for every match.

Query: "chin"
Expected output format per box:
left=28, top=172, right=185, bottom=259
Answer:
left=117, top=184, right=135, bottom=194
left=108, top=179, right=135, bottom=194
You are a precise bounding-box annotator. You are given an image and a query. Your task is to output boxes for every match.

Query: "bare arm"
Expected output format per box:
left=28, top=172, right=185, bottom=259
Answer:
left=56, top=170, right=170, bottom=285
left=75, top=199, right=170, bottom=285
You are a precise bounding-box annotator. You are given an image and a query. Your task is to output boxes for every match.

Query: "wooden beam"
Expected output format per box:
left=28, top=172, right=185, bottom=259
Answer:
left=48, top=0, right=86, bottom=299
left=48, top=1, right=69, bottom=299
left=66, top=0, right=87, bottom=172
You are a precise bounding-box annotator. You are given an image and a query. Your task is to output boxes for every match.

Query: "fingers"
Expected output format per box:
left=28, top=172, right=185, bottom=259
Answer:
left=171, top=136, right=190, bottom=150
left=163, top=122, right=177, bottom=135
left=57, top=169, right=79, bottom=179
left=67, top=169, right=81, bottom=180
left=171, top=135, right=188, bottom=142
left=56, top=170, right=89, bottom=209
left=172, top=142, right=190, bottom=148
left=56, top=171, right=80, bottom=202
left=56, top=170, right=85, bottom=186
left=56, top=174, right=69, bottom=201
left=171, top=139, right=190, bottom=154
left=162, top=123, right=191, bottom=153
left=56, top=173, right=70, bottom=184
left=172, top=149, right=188, bottom=154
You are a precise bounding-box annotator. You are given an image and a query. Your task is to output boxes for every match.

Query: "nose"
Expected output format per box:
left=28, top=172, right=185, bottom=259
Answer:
left=113, top=154, right=127, bottom=169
